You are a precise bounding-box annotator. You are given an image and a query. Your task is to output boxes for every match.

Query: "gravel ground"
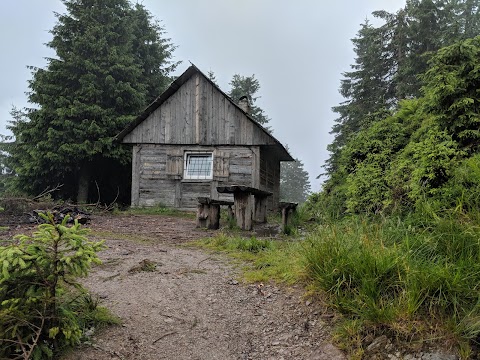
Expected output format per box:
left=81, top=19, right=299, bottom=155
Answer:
left=54, top=214, right=346, bottom=360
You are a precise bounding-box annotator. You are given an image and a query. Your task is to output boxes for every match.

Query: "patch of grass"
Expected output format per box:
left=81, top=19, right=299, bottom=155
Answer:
left=68, top=292, right=121, bottom=332
left=194, top=233, right=304, bottom=284
left=278, top=205, right=313, bottom=236
left=115, top=204, right=195, bottom=219
left=177, top=268, right=207, bottom=275
left=245, top=241, right=304, bottom=284
left=332, top=318, right=365, bottom=359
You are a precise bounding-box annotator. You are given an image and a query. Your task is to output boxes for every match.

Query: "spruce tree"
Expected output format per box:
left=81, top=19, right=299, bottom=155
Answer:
left=228, top=74, right=271, bottom=127
left=280, top=155, right=311, bottom=204
left=207, top=70, right=218, bottom=85
left=5, top=0, right=177, bottom=203
left=327, top=20, right=392, bottom=174
left=325, top=0, right=480, bottom=179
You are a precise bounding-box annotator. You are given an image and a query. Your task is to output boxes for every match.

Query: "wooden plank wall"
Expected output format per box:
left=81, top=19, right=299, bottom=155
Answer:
left=133, top=144, right=256, bottom=209
left=135, top=145, right=176, bottom=207
left=123, top=75, right=276, bottom=147
left=260, top=147, right=281, bottom=211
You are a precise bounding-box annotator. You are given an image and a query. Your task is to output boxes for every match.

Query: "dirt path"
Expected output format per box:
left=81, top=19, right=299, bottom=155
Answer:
left=56, top=214, right=346, bottom=360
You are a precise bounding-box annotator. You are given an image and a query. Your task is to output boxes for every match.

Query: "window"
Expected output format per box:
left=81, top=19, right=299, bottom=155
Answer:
left=183, top=152, right=213, bottom=180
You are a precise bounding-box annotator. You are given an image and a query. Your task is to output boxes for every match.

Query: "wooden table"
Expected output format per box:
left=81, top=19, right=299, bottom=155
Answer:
left=216, top=185, right=272, bottom=230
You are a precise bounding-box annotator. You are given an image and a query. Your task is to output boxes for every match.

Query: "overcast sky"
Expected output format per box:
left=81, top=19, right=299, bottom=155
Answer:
left=0, top=0, right=406, bottom=191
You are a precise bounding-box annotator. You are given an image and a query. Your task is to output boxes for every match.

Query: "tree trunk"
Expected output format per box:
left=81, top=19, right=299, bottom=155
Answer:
left=77, top=164, right=91, bottom=204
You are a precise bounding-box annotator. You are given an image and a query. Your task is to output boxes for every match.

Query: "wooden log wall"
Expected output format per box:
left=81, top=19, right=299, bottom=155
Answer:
left=131, top=144, right=258, bottom=209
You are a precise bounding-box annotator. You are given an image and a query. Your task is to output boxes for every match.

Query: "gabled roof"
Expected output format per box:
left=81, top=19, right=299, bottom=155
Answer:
left=115, top=64, right=293, bottom=161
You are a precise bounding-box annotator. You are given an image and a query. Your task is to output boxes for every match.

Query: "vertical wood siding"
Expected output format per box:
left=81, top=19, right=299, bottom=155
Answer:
left=123, top=76, right=276, bottom=147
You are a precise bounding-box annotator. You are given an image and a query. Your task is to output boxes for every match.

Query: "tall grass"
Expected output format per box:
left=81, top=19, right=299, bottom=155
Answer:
left=195, top=203, right=480, bottom=354
left=304, top=210, right=480, bottom=351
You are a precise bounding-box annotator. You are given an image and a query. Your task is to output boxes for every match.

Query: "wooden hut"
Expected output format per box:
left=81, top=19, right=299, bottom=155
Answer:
left=116, top=65, right=293, bottom=210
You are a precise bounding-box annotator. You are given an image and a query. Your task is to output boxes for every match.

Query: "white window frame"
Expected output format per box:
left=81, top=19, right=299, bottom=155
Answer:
left=183, top=151, right=214, bottom=180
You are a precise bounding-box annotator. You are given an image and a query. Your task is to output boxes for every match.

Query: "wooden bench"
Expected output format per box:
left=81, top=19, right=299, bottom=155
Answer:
left=279, top=202, right=298, bottom=233
left=216, top=185, right=272, bottom=230
left=196, top=197, right=234, bottom=230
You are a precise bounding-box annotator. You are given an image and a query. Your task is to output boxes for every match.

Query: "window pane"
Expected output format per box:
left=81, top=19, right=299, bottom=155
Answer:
left=186, top=154, right=212, bottom=178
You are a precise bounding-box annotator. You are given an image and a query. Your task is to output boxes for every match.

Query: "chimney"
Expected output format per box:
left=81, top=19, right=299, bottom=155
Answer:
left=238, top=95, right=251, bottom=114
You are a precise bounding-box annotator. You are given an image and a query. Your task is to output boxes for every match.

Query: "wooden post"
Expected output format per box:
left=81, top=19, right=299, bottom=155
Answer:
left=234, top=193, right=253, bottom=230
left=227, top=205, right=234, bottom=221
left=196, top=204, right=209, bottom=228
left=254, top=195, right=268, bottom=223
left=208, top=204, right=220, bottom=230
left=280, top=202, right=298, bottom=233
left=281, top=207, right=290, bottom=233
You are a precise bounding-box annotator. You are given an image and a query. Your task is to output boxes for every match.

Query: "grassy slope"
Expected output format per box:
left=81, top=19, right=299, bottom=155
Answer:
left=194, top=209, right=480, bottom=359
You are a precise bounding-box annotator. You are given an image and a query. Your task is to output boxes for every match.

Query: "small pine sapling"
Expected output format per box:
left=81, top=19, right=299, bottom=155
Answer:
left=0, top=213, right=105, bottom=359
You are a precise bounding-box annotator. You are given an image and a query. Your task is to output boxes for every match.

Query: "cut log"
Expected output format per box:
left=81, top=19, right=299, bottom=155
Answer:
left=208, top=204, right=220, bottom=230
left=234, top=193, right=253, bottom=230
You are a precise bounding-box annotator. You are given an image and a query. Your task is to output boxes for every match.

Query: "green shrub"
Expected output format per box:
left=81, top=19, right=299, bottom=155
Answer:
left=437, top=154, right=480, bottom=213
left=0, top=213, right=107, bottom=359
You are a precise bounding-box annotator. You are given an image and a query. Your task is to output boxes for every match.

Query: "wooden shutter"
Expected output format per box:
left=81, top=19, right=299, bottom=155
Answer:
left=213, top=150, right=230, bottom=179
left=166, top=148, right=183, bottom=179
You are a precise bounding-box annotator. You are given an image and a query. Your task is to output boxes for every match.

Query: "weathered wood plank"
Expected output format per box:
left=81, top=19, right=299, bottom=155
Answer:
left=254, top=196, right=268, bottom=223
left=251, top=146, right=260, bottom=188
left=229, top=174, right=253, bottom=185
left=164, top=97, right=172, bottom=143
left=229, top=165, right=253, bottom=174
left=218, top=94, right=225, bottom=145
left=212, top=86, right=220, bottom=144
left=196, top=203, right=208, bottom=228
left=234, top=192, right=253, bottom=230
left=206, top=80, right=213, bottom=144
left=208, top=204, right=220, bottom=230
left=216, top=185, right=272, bottom=197
left=131, top=145, right=141, bottom=206
left=226, top=100, right=235, bottom=144
left=195, top=74, right=200, bottom=144
left=175, top=84, right=182, bottom=142
left=199, top=77, right=208, bottom=144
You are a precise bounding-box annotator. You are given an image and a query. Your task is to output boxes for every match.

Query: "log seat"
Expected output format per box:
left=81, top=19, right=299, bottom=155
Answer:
left=216, top=185, right=273, bottom=230
left=279, top=202, right=298, bottom=233
left=196, top=197, right=234, bottom=230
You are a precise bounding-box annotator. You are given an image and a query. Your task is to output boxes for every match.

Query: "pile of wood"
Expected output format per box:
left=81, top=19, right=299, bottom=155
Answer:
left=29, top=206, right=91, bottom=224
